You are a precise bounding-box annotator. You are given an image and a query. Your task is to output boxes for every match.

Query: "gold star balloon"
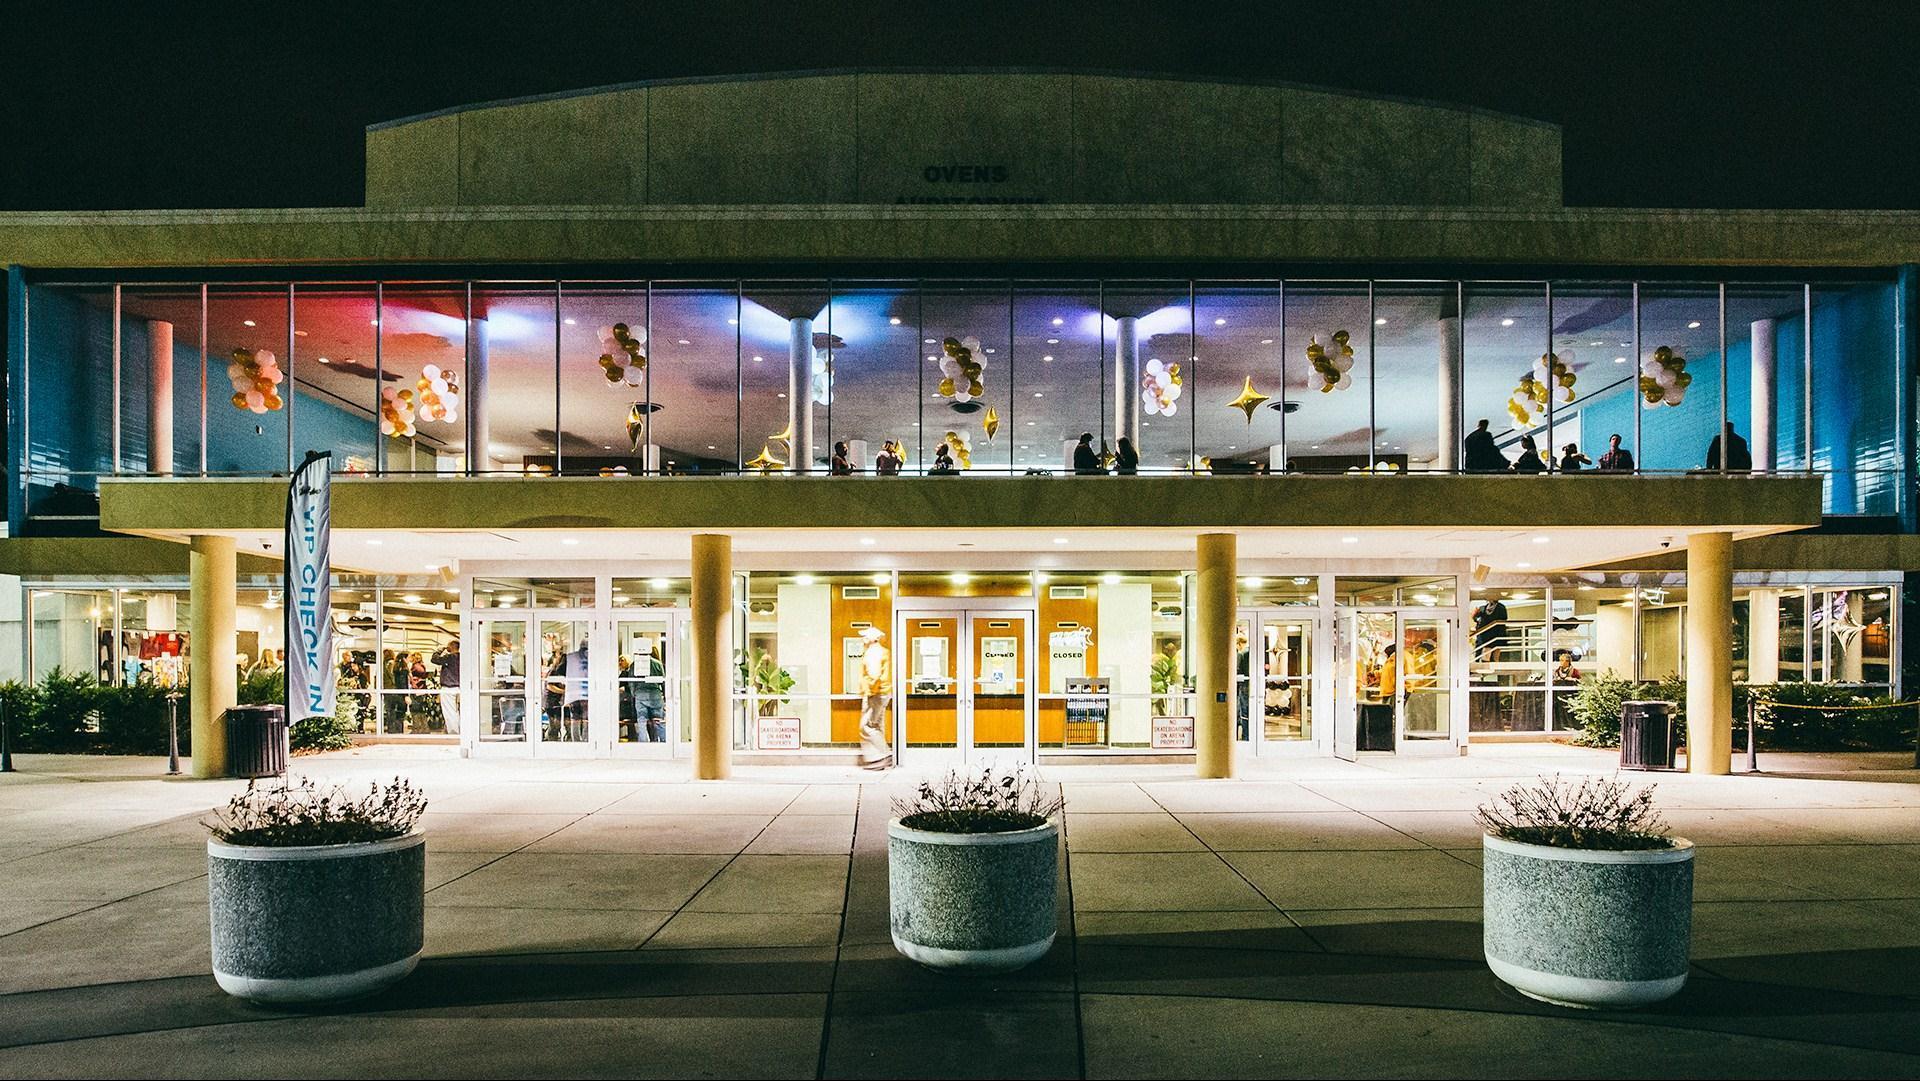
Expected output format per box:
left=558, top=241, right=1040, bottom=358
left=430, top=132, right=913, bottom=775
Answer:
left=1228, top=375, right=1270, bottom=423
left=626, top=403, right=646, bottom=449
left=982, top=407, right=1000, bottom=439
left=744, top=446, right=785, bottom=473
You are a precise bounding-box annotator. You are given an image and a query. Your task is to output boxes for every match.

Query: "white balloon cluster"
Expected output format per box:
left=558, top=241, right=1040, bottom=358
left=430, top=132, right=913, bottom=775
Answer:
left=379, top=383, right=415, bottom=437
left=937, top=336, right=987, bottom=404
left=413, top=364, right=460, bottom=425
left=597, top=323, right=648, bottom=388
left=1639, top=346, right=1692, bottom=408
left=811, top=346, right=834, bottom=405
left=227, top=348, right=283, bottom=413
left=1140, top=358, right=1184, bottom=416
left=1508, top=351, right=1576, bottom=426
left=1307, top=332, right=1355, bottom=392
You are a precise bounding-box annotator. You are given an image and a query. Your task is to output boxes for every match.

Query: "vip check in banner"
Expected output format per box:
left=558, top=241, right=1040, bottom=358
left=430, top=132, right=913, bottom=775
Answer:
left=284, top=451, right=335, bottom=720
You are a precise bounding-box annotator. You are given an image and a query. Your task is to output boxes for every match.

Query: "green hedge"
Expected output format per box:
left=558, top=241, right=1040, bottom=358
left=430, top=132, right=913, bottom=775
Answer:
left=0, top=668, right=358, bottom=757
left=1567, top=674, right=1914, bottom=752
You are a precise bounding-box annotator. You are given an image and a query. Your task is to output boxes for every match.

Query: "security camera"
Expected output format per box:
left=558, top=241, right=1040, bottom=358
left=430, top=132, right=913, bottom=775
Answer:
left=261, top=539, right=273, bottom=552
left=1658, top=538, right=1672, bottom=549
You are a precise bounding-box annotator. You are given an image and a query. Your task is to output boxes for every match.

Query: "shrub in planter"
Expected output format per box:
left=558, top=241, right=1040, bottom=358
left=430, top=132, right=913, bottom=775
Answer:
left=888, top=767, right=1065, bottom=972
left=1476, top=774, right=1692, bottom=1009
left=33, top=668, right=100, bottom=752
left=94, top=682, right=179, bottom=755
left=204, top=777, right=427, bottom=1003
left=290, top=696, right=361, bottom=754
left=0, top=680, right=44, bottom=751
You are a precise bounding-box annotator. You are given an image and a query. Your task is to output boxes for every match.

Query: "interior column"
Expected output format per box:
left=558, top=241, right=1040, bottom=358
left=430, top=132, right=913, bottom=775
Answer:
left=1685, top=531, right=1733, bottom=775
left=691, top=533, right=733, bottom=779
left=1751, top=318, right=1777, bottom=472
left=1113, top=315, right=1140, bottom=450
left=1437, top=301, right=1461, bottom=471
left=147, top=320, right=174, bottom=474
left=1194, top=532, right=1236, bottom=778
left=189, top=535, right=236, bottom=779
left=788, top=317, right=814, bottom=473
left=1747, top=588, right=1780, bottom=684
left=467, top=315, right=491, bottom=474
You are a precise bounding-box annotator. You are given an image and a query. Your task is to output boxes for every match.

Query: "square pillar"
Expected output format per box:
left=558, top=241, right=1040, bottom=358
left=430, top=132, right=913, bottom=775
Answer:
left=691, top=533, right=733, bottom=779
left=1685, top=531, right=1734, bottom=775
left=1194, top=532, right=1237, bottom=778
left=189, top=535, right=236, bottom=779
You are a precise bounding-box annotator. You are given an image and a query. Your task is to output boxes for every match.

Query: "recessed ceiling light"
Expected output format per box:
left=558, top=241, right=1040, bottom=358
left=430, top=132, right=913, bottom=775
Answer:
left=1533, top=535, right=1551, bottom=544
left=726, top=318, right=738, bottom=325
left=1046, top=338, right=1059, bottom=344
left=1025, top=420, right=1035, bottom=426
left=676, top=339, right=690, bottom=345
left=1213, top=317, right=1226, bottom=326
left=1341, top=536, right=1359, bottom=544
left=778, top=392, right=787, bottom=399
left=242, top=319, right=256, bottom=327
left=794, top=574, right=816, bottom=586
left=650, top=577, right=671, bottom=589
left=1687, top=321, right=1701, bottom=329
left=924, top=338, right=936, bottom=344
left=1578, top=584, right=1594, bottom=591
left=1033, top=392, right=1044, bottom=398
left=1500, top=318, right=1515, bottom=327
left=1041, top=355, right=1053, bottom=362
left=950, top=572, right=971, bottom=585
left=752, top=355, right=763, bottom=363
left=365, top=539, right=383, bottom=546
left=1242, top=576, right=1264, bottom=587
left=1050, top=317, right=1065, bottom=326
left=423, top=563, right=440, bottom=571
left=1375, top=317, right=1387, bottom=325
left=889, top=317, right=902, bottom=325
left=293, top=329, right=307, bottom=337
left=369, top=319, right=379, bottom=326
left=562, top=538, right=580, bottom=546
left=1516, top=561, right=1532, bottom=569
left=317, top=356, right=330, bottom=364
left=1102, top=573, right=1123, bottom=584
left=564, top=318, right=576, bottom=325
left=402, top=593, right=421, bottom=604
left=1053, top=537, right=1069, bottom=545
left=707, top=444, right=717, bottom=450
left=859, top=537, right=876, bottom=545
left=1614, top=356, right=1627, bottom=363
left=1261, top=338, right=1274, bottom=345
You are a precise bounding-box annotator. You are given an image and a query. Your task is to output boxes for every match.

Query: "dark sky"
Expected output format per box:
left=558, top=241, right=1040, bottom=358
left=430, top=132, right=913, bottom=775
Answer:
left=3, top=0, right=1917, bottom=211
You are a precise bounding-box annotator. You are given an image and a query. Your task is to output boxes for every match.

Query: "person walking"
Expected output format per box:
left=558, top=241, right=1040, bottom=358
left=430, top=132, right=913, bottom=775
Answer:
left=829, top=440, right=854, bottom=475
left=1596, top=433, right=1635, bottom=472
left=1463, top=419, right=1508, bottom=472
left=856, top=626, right=893, bottom=769
left=1114, top=436, right=1140, bottom=476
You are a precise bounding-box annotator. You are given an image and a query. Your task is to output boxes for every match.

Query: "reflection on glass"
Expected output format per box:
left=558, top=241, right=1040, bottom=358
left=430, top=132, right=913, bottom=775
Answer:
left=1401, top=617, right=1448, bottom=739
left=1463, top=282, right=1547, bottom=473
left=539, top=619, right=591, bottom=742
left=380, top=285, right=469, bottom=474
left=473, top=284, right=558, bottom=476
left=478, top=618, right=527, bottom=742
left=617, top=618, right=671, bottom=744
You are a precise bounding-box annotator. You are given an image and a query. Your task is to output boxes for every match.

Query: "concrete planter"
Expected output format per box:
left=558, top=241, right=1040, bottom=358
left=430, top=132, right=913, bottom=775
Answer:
left=207, top=831, right=425, bottom=1003
left=1482, top=833, right=1694, bottom=1009
left=888, top=817, right=1058, bottom=972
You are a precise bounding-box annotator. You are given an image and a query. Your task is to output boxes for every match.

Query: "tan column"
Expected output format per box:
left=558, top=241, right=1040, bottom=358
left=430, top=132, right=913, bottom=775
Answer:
left=690, top=533, right=733, bottom=780
left=147, top=320, right=174, bottom=474
left=1685, top=531, right=1733, bottom=775
left=1194, top=532, right=1236, bottom=778
left=189, top=535, right=236, bottom=779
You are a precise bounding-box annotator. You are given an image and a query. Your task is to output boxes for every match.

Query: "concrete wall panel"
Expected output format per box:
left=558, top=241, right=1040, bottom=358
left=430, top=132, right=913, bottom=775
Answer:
left=855, top=73, right=1075, bottom=205
left=1071, top=76, right=1284, bottom=204
left=649, top=76, right=857, bottom=204
left=1282, top=87, right=1471, bottom=206
left=365, top=115, right=459, bottom=207
left=457, top=88, right=646, bottom=206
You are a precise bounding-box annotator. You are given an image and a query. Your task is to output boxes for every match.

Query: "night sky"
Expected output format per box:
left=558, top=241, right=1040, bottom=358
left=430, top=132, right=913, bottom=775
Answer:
left=2, top=0, right=1916, bottom=212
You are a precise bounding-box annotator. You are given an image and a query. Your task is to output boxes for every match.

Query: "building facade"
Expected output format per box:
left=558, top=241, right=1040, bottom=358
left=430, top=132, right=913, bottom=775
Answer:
left=2, top=70, right=1914, bottom=776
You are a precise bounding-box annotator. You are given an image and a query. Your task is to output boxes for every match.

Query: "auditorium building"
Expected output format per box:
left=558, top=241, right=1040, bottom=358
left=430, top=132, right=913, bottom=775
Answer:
left=1, top=69, right=1912, bottom=777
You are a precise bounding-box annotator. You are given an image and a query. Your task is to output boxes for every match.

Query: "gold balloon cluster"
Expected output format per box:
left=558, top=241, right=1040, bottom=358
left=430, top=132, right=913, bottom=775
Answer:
left=227, top=348, right=284, bottom=413
left=412, top=364, right=460, bottom=425
left=943, top=430, right=973, bottom=469
left=379, top=385, right=416, bottom=437
left=1639, top=346, right=1693, bottom=408
left=597, top=323, right=648, bottom=387
left=1307, top=331, right=1356, bottom=392
left=1508, top=352, right=1576, bottom=427
left=937, top=336, right=986, bottom=403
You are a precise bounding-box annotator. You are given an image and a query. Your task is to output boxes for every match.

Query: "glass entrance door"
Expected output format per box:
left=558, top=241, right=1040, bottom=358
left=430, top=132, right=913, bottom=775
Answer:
left=1340, top=609, right=1456, bottom=754
left=1235, top=609, right=1320, bottom=754
left=611, top=613, right=684, bottom=757
left=476, top=616, right=529, bottom=745
left=896, top=607, right=1035, bottom=764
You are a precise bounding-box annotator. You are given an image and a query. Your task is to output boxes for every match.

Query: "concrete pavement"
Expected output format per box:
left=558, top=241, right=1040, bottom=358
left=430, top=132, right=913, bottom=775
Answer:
left=0, top=745, right=1917, bottom=1078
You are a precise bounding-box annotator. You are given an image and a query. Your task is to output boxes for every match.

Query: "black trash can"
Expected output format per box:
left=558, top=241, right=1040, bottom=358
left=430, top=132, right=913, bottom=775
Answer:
left=225, top=704, right=288, bottom=779
left=1619, top=700, right=1677, bottom=770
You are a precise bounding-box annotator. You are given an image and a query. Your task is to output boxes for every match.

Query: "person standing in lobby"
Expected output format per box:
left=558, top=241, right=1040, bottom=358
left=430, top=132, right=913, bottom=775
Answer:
left=857, top=626, right=893, bottom=770
left=1463, top=419, right=1508, bottom=473
left=1706, top=422, right=1753, bottom=472
left=432, top=639, right=461, bottom=735
left=1597, top=433, right=1635, bottom=472
left=1073, top=433, right=1106, bottom=475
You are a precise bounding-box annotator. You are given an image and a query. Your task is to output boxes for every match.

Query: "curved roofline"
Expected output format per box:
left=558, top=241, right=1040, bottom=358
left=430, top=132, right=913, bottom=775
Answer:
left=366, top=66, right=1559, bottom=134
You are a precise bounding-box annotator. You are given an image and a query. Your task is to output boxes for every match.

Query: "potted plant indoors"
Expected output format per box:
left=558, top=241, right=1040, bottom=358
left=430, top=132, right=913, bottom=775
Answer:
left=888, top=766, right=1064, bottom=972
left=204, top=777, right=428, bottom=1003
left=1476, top=774, right=1693, bottom=1009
